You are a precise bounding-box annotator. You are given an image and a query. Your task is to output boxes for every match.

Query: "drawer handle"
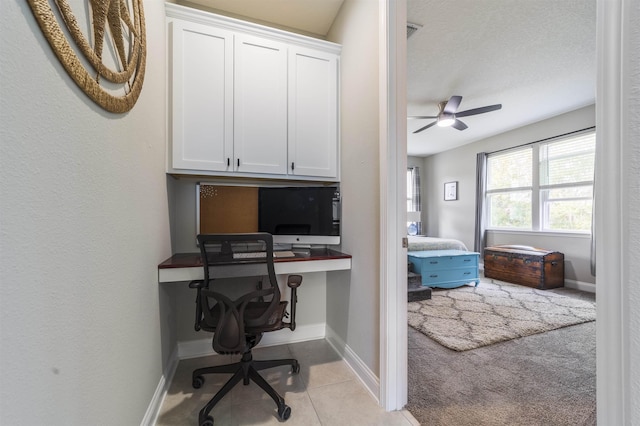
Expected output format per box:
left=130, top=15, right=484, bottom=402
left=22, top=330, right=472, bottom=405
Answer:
left=464, top=271, right=471, bottom=275
left=430, top=274, right=438, bottom=278
left=463, top=258, right=471, bottom=262
left=525, top=259, right=532, bottom=264
left=430, top=261, right=438, bottom=264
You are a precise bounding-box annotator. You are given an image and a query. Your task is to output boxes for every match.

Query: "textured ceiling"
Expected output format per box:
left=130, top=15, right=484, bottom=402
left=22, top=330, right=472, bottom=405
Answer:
left=406, top=0, right=596, bottom=156
left=175, top=0, right=596, bottom=158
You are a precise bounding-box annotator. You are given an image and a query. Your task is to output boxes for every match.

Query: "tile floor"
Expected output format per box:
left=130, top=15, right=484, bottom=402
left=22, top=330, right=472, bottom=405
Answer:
left=156, top=339, right=418, bottom=426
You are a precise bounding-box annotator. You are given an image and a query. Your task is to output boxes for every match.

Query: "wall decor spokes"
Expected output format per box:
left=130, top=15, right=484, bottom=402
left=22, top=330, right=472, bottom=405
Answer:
left=27, top=0, right=146, bottom=113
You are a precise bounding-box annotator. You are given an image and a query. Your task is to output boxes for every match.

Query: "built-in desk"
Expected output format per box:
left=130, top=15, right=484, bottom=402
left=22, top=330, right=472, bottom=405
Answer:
left=158, top=248, right=352, bottom=283
left=158, top=248, right=351, bottom=358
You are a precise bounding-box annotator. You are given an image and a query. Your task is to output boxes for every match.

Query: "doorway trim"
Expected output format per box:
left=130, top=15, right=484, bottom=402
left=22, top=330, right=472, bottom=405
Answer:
left=595, top=0, right=629, bottom=423
left=379, top=0, right=407, bottom=411
left=379, top=0, right=631, bottom=421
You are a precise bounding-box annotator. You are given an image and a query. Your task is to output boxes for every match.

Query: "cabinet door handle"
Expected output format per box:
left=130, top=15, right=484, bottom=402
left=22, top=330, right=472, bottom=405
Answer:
left=227, top=158, right=230, bottom=167
left=237, top=158, right=240, bottom=168
left=291, top=162, right=295, bottom=171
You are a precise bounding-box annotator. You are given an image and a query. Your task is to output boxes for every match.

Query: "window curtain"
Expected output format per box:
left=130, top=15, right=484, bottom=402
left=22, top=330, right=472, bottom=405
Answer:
left=409, top=166, right=422, bottom=235
left=474, top=153, right=488, bottom=256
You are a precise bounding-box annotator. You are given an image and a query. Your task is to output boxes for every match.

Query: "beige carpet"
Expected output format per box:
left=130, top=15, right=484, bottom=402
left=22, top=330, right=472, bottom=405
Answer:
left=408, top=280, right=596, bottom=351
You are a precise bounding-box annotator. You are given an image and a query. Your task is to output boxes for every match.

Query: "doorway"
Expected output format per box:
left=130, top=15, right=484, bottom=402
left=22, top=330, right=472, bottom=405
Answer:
left=381, top=0, right=630, bottom=423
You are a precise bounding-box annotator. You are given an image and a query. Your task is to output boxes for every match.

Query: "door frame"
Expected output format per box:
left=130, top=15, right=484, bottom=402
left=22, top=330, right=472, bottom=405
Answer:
left=379, top=0, right=407, bottom=411
left=594, top=0, right=630, bottom=423
left=379, top=0, right=631, bottom=422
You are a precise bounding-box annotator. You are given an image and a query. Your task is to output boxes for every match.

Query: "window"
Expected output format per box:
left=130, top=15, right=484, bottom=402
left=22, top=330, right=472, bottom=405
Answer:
left=407, top=168, right=416, bottom=211
left=485, top=130, right=595, bottom=233
left=407, top=167, right=422, bottom=234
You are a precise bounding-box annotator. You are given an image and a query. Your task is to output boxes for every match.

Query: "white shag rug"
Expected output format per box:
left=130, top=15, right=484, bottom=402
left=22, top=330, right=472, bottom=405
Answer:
left=408, top=280, right=596, bottom=351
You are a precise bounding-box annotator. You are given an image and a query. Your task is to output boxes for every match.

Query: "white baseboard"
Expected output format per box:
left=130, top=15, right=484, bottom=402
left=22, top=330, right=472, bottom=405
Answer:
left=564, top=279, right=596, bottom=293
left=140, top=347, right=179, bottom=426
left=177, top=323, right=327, bottom=360
left=325, top=325, right=380, bottom=404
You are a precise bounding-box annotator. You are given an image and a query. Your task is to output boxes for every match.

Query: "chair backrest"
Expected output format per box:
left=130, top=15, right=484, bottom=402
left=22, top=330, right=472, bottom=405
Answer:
left=196, top=233, right=282, bottom=353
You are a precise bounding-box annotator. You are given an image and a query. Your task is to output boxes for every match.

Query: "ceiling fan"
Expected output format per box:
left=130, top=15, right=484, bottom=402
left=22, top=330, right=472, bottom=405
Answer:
left=409, top=95, right=502, bottom=134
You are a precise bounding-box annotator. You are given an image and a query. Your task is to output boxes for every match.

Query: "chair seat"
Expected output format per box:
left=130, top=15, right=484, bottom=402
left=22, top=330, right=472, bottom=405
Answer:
left=199, top=301, right=289, bottom=335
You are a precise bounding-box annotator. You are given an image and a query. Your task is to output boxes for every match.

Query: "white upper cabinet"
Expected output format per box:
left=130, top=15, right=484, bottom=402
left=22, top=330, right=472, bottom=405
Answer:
left=288, top=47, right=339, bottom=178
left=234, top=35, right=288, bottom=175
left=169, top=20, right=233, bottom=172
left=166, top=3, right=341, bottom=181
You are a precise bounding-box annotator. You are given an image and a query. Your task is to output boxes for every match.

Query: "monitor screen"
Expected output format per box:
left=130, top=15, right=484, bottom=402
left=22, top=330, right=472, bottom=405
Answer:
left=258, top=186, right=340, bottom=245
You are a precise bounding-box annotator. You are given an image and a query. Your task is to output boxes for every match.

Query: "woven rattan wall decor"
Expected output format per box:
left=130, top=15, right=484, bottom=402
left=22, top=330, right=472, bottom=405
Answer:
left=27, top=0, right=146, bottom=113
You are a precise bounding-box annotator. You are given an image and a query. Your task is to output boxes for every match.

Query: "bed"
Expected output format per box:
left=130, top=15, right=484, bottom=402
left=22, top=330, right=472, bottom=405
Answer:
left=407, top=235, right=468, bottom=252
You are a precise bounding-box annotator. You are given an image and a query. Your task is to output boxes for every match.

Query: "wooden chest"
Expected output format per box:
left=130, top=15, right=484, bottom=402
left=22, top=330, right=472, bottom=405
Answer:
left=483, top=245, right=564, bottom=289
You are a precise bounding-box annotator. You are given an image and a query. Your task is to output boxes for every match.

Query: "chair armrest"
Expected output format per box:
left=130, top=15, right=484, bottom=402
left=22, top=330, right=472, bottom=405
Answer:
left=189, top=280, right=205, bottom=289
left=287, top=275, right=302, bottom=289
left=286, top=275, right=303, bottom=331
left=189, top=280, right=205, bottom=331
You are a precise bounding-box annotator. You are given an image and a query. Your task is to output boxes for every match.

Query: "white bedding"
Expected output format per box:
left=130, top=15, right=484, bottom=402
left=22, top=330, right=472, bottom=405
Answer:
left=407, top=236, right=468, bottom=252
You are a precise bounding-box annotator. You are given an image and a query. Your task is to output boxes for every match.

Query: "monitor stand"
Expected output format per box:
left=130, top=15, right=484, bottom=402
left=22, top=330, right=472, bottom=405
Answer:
left=292, top=244, right=311, bottom=256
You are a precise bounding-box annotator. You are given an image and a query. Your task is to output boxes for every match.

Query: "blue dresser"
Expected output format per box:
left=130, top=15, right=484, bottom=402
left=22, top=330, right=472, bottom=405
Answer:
left=408, top=249, right=480, bottom=288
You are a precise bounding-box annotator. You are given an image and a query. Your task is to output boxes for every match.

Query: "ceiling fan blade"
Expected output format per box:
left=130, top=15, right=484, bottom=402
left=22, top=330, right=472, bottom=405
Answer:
left=456, top=104, right=502, bottom=118
left=413, top=121, right=437, bottom=134
left=443, top=96, right=463, bottom=114
left=452, top=119, right=468, bottom=131
left=408, top=116, right=438, bottom=120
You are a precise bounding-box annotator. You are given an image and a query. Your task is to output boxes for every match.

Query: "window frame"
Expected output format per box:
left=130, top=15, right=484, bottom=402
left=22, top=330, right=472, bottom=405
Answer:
left=485, top=130, right=595, bottom=234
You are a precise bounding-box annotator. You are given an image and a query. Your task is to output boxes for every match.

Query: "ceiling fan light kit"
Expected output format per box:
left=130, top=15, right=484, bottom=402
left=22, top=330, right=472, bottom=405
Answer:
left=410, top=95, right=502, bottom=134
left=437, top=113, right=455, bottom=127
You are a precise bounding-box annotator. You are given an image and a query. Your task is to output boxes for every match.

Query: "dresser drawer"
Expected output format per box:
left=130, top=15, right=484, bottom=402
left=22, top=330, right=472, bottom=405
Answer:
left=420, top=266, right=478, bottom=286
left=416, top=254, right=477, bottom=270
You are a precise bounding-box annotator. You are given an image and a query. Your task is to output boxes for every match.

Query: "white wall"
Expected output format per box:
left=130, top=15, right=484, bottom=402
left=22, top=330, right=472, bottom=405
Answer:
left=0, top=2, right=171, bottom=424
left=422, top=104, right=596, bottom=284
left=325, top=0, right=381, bottom=373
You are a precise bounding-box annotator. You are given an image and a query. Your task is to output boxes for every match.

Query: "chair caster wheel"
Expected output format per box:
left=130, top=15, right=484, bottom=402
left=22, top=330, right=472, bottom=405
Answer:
left=199, top=415, right=214, bottom=426
left=278, top=404, right=291, bottom=421
left=192, top=375, right=204, bottom=389
left=292, top=361, right=300, bottom=374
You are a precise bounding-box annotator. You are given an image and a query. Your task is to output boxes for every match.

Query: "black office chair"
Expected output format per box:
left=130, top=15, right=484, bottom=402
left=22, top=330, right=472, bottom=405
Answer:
left=189, top=233, right=302, bottom=426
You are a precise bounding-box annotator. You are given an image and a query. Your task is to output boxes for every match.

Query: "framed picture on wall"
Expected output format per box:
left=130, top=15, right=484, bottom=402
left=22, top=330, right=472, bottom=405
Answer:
left=444, top=181, right=458, bottom=201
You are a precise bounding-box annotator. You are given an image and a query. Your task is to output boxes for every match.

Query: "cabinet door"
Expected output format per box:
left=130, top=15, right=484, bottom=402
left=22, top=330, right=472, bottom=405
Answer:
left=170, top=20, right=233, bottom=172
left=288, top=48, right=339, bottom=178
left=234, top=34, right=288, bottom=174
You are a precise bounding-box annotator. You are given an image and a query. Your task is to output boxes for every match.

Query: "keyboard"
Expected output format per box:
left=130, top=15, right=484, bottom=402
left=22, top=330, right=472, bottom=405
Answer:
left=232, top=250, right=296, bottom=259
left=275, top=250, right=296, bottom=258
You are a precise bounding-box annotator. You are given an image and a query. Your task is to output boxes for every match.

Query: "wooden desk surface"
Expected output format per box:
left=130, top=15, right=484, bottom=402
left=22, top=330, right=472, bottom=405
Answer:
left=159, top=248, right=351, bottom=269
left=158, top=249, right=352, bottom=283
